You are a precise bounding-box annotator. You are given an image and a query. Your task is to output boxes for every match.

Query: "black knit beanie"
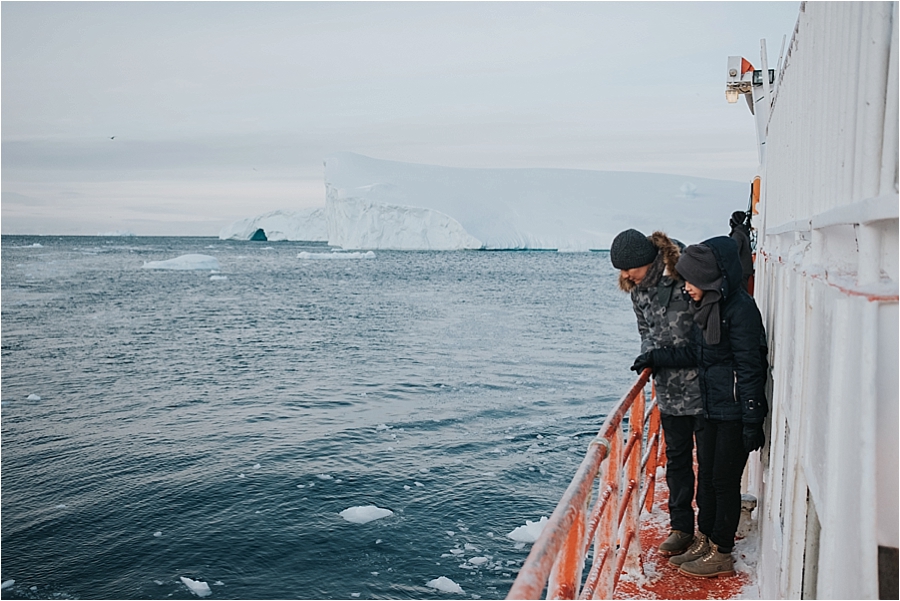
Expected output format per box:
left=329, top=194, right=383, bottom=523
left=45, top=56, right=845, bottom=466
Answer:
left=610, top=229, right=658, bottom=270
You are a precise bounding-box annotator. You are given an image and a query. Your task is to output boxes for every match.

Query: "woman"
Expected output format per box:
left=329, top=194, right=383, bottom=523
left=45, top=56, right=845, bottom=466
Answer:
left=631, top=236, right=768, bottom=578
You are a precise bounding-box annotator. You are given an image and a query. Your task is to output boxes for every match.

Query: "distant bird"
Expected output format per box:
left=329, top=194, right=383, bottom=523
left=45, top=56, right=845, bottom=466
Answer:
left=109, top=136, right=115, bottom=140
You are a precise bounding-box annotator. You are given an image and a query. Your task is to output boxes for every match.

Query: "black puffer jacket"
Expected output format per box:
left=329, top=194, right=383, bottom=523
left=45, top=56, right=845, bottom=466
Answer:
left=651, top=236, right=769, bottom=423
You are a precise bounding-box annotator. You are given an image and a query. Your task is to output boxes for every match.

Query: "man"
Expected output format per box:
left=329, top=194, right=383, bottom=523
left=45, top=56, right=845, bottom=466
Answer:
left=610, top=228, right=705, bottom=557
left=729, top=211, right=753, bottom=292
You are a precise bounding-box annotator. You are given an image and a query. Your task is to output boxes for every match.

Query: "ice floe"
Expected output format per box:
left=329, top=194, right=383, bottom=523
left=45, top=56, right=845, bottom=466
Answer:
left=507, top=516, right=549, bottom=543
left=179, top=576, right=211, bottom=597
left=27, top=394, right=41, bottom=400
left=1, top=580, right=14, bottom=590
left=339, top=505, right=393, bottom=524
left=426, top=576, right=464, bottom=594
left=209, top=275, right=228, bottom=281
left=153, top=531, right=162, bottom=537
left=142, top=254, right=220, bottom=271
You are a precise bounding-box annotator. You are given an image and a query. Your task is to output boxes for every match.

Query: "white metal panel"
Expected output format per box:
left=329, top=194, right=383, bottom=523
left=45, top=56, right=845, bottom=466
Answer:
left=749, top=2, right=899, bottom=599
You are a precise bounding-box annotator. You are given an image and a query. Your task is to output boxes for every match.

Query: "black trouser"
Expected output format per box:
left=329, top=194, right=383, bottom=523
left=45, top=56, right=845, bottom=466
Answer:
left=696, top=418, right=749, bottom=550
left=660, top=414, right=706, bottom=534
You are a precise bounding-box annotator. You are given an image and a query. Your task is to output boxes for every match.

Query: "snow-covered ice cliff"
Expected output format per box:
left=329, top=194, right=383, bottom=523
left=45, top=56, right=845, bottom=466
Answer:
left=222, top=153, right=748, bottom=250
left=323, top=152, right=748, bottom=250
left=219, top=209, right=327, bottom=242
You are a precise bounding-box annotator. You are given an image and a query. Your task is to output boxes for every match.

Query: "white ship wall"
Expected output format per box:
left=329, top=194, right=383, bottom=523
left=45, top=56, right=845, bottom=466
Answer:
left=749, top=2, right=898, bottom=599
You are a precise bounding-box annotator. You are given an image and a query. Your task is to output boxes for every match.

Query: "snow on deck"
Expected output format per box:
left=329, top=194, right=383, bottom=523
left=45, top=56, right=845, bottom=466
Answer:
left=613, top=470, right=759, bottom=600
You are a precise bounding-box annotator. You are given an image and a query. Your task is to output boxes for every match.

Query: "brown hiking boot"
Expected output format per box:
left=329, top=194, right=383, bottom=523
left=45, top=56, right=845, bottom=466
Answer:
left=679, top=543, right=735, bottom=578
left=668, top=532, right=709, bottom=566
left=658, top=530, right=694, bottom=556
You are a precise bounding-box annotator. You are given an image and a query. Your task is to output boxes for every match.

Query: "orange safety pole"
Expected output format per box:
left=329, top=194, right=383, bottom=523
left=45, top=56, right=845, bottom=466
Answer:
left=547, top=502, right=586, bottom=599
left=592, top=421, right=622, bottom=599
left=643, top=406, right=661, bottom=514
left=622, top=385, right=645, bottom=573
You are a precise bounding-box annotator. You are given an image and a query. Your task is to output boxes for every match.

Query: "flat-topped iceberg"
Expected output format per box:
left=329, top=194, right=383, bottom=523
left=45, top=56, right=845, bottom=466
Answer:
left=142, top=254, right=220, bottom=270
left=323, top=152, right=747, bottom=250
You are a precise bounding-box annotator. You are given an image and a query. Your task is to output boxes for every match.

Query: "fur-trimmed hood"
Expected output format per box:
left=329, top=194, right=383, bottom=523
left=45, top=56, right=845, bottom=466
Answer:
left=618, top=231, right=683, bottom=293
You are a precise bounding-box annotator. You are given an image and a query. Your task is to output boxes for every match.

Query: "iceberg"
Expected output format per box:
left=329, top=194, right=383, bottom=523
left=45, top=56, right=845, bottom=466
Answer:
left=323, top=152, right=748, bottom=250
left=142, top=254, right=220, bottom=270
left=219, top=208, right=327, bottom=241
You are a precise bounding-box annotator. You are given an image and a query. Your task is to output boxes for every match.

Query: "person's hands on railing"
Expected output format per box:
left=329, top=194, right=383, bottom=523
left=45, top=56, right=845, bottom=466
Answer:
left=630, top=351, right=655, bottom=374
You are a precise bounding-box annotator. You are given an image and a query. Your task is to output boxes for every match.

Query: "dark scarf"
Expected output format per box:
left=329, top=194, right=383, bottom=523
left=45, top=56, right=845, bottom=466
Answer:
left=692, top=287, right=722, bottom=345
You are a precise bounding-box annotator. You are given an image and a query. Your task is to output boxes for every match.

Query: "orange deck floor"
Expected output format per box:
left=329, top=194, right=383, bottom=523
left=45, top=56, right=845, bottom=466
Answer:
left=612, top=480, right=753, bottom=600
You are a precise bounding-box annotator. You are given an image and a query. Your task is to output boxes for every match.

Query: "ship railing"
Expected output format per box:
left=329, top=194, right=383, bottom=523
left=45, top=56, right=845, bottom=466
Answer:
left=507, top=369, right=664, bottom=600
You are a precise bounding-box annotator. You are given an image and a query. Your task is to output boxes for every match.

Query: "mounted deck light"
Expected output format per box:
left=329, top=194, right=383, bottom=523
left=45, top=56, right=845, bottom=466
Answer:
left=726, top=89, right=740, bottom=103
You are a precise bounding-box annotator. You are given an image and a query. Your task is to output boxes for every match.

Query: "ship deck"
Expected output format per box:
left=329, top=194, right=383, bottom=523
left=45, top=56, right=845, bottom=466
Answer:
left=612, top=472, right=758, bottom=600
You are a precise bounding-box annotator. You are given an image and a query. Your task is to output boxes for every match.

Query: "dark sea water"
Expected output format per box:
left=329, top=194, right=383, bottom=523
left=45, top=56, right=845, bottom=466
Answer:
left=1, top=236, right=639, bottom=600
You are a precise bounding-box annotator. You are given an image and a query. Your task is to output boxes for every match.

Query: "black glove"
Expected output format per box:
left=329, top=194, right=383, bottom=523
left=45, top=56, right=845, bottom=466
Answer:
left=630, top=351, right=654, bottom=373
left=742, top=421, right=765, bottom=453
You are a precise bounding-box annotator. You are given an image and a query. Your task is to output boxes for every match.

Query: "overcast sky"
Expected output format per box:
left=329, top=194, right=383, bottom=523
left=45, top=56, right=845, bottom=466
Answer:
left=2, top=1, right=800, bottom=236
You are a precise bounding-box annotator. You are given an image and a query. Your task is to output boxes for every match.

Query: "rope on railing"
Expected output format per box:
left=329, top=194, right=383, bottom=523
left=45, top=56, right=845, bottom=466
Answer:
left=507, top=369, right=665, bottom=600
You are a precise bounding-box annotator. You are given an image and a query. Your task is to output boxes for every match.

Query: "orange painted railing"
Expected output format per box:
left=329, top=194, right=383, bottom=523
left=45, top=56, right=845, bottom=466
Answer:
left=507, top=369, right=665, bottom=600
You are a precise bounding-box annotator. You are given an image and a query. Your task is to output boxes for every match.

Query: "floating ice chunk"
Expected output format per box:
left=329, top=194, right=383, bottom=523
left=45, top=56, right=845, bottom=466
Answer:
left=253, top=464, right=261, bottom=469
left=376, top=424, right=391, bottom=431
left=154, top=580, right=164, bottom=585
left=375, top=539, right=382, bottom=544
left=154, top=531, right=163, bottom=537
left=464, top=543, right=479, bottom=551
left=142, top=254, right=220, bottom=271
left=426, top=576, right=464, bottom=594
left=179, top=576, right=211, bottom=597
left=514, top=542, right=526, bottom=549
left=297, top=251, right=375, bottom=260
left=1, top=580, right=14, bottom=590
left=209, top=275, right=228, bottom=281
left=296, top=484, right=305, bottom=489
left=419, top=467, right=429, bottom=473
left=27, top=394, right=41, bottom=400
left=55, top=504, right=67, bottom=509
left=317, top=474, right=333, bottom=480
left=469, top=556, right=489, bottom=565
left=507, top=517, right=549, bottom=543
left=351, top=594, right=360, bottom=598
left=340, top=505, right=393, bottom=524
left=449, top=548, right=464, bottom=555
left=446, top=531, right=455, bottom=537
left=404, top=485, right=411, bottom=491
left=238, top=474, right=245, bottom=478
left=415, top=482, right=424, bottom=487
left=213, top=581, right=224, bottom=586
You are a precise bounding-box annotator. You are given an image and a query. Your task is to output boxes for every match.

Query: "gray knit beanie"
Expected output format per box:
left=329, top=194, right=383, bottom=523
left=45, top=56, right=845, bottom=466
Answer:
left=610, top=229, right=658, bottom=270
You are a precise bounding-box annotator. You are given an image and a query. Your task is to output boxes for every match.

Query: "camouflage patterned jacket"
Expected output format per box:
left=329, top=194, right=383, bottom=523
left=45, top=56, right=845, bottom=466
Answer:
left=619, top=232, right=703, bottom=416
